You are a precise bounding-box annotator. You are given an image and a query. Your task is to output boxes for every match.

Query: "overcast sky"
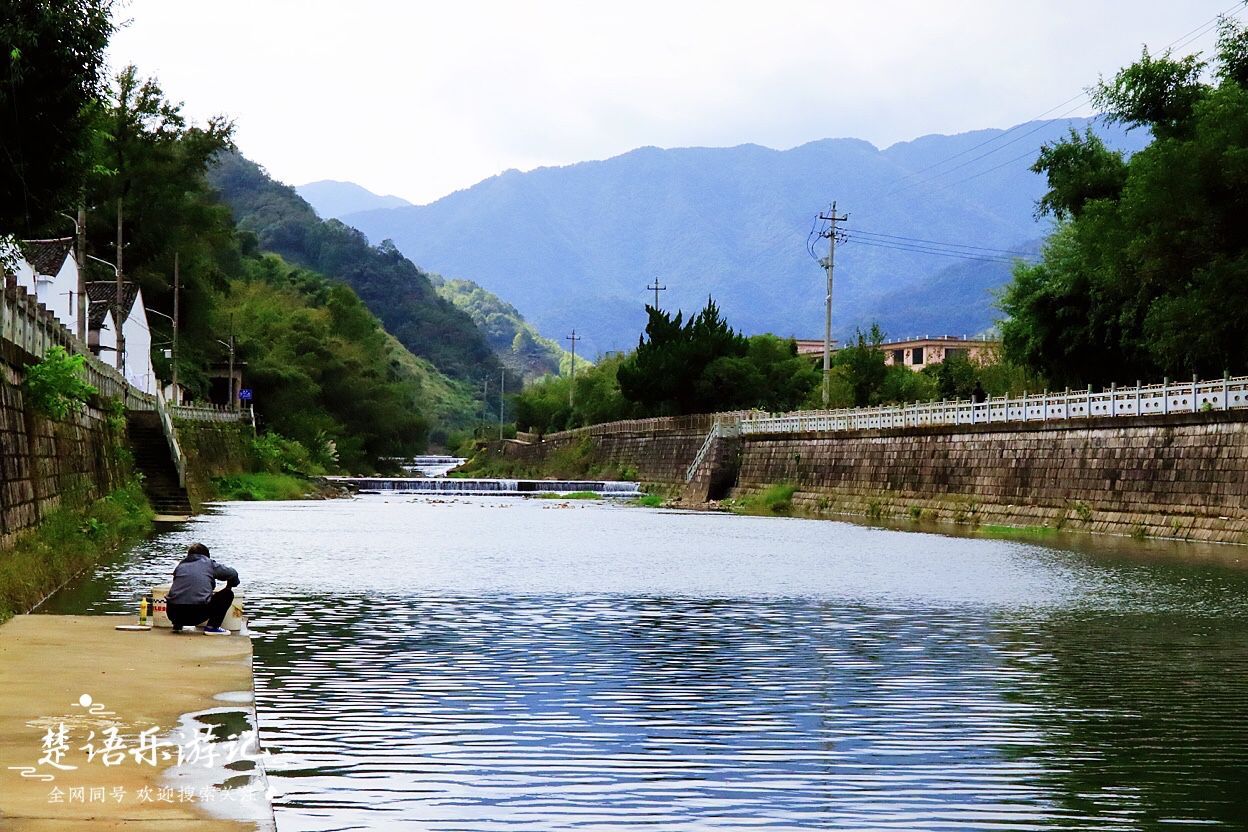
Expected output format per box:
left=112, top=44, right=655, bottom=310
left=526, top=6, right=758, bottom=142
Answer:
left=108, top=1, right=1240, bottom=205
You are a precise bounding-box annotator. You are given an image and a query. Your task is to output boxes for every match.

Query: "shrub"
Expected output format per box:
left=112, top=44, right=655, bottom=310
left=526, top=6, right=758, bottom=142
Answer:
left=252, top=431, right=319, bottom=475
left=23, top=346, right=97, bottom=419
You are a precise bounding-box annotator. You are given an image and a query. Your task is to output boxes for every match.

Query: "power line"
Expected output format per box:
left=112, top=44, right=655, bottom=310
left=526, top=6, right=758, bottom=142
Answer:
left=848, top=228, right=1036, bottom=256
left=879, top=2, right=1246, bottom=200
left=843, top=235, right=1033, bottom=265
left=878, top=100, right=1090, bottom=199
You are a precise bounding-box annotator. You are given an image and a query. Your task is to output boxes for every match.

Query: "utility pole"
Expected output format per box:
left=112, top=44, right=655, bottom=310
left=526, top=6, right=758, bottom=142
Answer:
left=499, top=366, right=505, bottom=440
left=115, top=197, right=125, bottom=372
left=75, top=202, right=87, bottom=342
left=171, top=251, right=180, bottom=400
left=228, top=315, right=236, bottom=411
left=646, top=278, right=667, bottom=310
left=482, top=377, right=490, bottom=436
left=817, top=202, right=848, bottom=407
left=565, top=329, right=581, bottom=408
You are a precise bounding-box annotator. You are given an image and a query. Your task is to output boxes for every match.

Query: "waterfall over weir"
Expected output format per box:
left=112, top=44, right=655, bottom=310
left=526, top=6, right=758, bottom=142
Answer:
left=328, top=477, right=641, bottom=496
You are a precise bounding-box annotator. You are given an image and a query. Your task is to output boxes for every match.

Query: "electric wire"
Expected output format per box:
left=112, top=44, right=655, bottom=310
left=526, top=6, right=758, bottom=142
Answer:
left=842, top=235, right=1033, bottom=265
left=847, top=229, right=1036, bottom=256
left=878, top=2, right=1246, bottom=201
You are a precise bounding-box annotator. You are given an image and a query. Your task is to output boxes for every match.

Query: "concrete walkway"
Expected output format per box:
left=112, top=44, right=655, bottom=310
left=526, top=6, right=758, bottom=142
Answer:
left=0, top=615, right=270, bottom=830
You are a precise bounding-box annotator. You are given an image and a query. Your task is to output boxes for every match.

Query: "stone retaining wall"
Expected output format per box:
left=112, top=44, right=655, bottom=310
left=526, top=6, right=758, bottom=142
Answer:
left=174, top=419, right=255, bottom=505
left=503, top=414, right=718, bottom=487
left=734, top=411, right=1248, bottom=544
left=0, top=363, right=127, bottom=547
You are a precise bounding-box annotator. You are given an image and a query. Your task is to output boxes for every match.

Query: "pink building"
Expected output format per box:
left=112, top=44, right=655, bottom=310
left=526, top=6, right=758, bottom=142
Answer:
left=880, top=335, right=996, bottom=371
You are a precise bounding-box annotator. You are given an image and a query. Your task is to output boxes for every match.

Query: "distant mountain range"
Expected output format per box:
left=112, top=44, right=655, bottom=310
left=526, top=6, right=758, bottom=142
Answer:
left=296, top=180, right=412, bottom=220
left=337, top=118, right=1148, bottom=357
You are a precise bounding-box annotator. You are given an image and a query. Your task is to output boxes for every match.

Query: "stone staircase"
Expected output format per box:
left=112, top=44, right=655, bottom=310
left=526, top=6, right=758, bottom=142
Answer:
left=683, top=420, right=743, bottom=503
left=126, top=411, right=192, bottom=517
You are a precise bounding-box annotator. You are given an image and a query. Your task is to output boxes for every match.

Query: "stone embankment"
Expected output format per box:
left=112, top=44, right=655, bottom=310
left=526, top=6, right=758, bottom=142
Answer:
left=174, top=415, right=255, bottom=506
left=0, top=274, right=152, bottom=543
left=501, top=414, right=724, bottom=488
left=506, top=410, right=1248, bottom=545
left=735, top=411, right=1248, bottom=543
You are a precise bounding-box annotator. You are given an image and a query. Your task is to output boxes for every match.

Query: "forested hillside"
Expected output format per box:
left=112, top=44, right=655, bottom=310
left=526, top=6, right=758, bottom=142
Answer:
left=1, top=3, right=486, bottom=469
left=430, top=274, right=573, bottom=381
left=345, top=119, right=1148, bottom=355
left=209, top=152, right=506, bottom=385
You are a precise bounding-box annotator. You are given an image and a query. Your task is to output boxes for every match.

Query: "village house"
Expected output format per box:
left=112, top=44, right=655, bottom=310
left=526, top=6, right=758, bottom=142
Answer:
left=880, top=335, right=996, bottom=371
left=86, top=281, right=157, bottom=394
left=794, top=334, right=996, bottom=370
left=11, top=237, right=82, bottom=331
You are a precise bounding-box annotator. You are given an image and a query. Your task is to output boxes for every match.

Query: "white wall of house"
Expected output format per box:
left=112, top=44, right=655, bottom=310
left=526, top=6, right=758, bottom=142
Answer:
left=41, top=256, right=81, bottom=332
left=95, top=310, right=118, bottom=359
left=10, top=253, right=83, bottom=334
left=12, top=258, right=36, bottom=293
left=124, top=292, right=155, bottom=394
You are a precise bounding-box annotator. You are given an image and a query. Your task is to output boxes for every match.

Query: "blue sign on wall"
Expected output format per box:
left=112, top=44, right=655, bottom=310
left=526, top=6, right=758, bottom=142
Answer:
left=238, top=388, right=253, bottom=402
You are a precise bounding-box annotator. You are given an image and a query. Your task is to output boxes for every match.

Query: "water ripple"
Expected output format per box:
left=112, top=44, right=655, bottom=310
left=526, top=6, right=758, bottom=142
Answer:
left=45, top=498, right=1248, bottom=830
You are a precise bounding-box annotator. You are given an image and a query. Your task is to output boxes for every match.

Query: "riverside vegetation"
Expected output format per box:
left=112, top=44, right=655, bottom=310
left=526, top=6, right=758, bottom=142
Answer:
left=0, top=482, right=152, bottom=623
left=3, top=2, right=500, bottom=473
left=0, top=339, right=155, bottom=623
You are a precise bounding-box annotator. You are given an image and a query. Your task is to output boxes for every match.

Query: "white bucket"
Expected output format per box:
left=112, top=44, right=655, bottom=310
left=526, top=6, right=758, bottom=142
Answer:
left=152, top=583, right=245, bottom=631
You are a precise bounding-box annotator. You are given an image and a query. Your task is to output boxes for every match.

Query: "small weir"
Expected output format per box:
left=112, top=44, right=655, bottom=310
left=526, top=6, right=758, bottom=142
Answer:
left=387, top=455, right=468, bottom=477
left=328, top=477, right=641, bottom=496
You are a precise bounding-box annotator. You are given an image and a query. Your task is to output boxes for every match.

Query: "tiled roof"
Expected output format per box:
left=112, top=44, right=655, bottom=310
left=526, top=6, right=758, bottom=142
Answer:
left=85, top=281, right=140, bottom=329
left=19, top=238, right=73, bottom=277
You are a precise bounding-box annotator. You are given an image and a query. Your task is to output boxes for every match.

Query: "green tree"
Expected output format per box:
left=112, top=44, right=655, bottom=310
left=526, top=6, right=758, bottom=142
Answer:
left=0, top=1, right=114, bottom=234
left=1002, top=18, right=1248, bottom=385
left=828, top=325, right=888, bottom=407
left=922, top=353, right=980, bottom=400
left=617, top=299, right=751, bottom=415
left=82, top=66, right=237, bottom=393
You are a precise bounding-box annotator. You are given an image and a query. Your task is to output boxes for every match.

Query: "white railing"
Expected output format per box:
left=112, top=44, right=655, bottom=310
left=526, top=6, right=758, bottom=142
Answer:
left=685, top=418, right=742, bottom=482
left=154, top=385, right=187, bottom=488
left=172, top=403, right=247, bottom=423
left=739, top=375, right=1248, bottom=435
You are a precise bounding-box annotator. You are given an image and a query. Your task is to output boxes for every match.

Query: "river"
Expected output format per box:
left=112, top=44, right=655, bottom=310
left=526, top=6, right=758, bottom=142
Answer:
left=43, top=496, right=1248, bottom=831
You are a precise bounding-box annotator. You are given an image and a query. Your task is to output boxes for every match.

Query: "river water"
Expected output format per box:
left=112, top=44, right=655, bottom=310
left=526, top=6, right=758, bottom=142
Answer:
left=44, top=496, right=1248, bottom=831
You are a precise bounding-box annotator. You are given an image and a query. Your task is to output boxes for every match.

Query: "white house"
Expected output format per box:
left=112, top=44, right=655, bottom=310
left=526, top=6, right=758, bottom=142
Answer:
left=3, top=237, right=159, bottom=395
left=12, top=237, right=83, bottom=332
left=87, top=281, right=156, bottom=394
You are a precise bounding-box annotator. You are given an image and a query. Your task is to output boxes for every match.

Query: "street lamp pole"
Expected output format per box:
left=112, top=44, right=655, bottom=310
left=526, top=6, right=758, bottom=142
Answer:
left=215, top=336, right=236, bottom=410
left=85, top=253, right=126, bottom=381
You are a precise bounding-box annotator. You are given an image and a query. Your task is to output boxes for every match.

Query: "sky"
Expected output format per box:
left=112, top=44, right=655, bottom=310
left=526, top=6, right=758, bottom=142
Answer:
left=107, top=0, right=1242, bottom=205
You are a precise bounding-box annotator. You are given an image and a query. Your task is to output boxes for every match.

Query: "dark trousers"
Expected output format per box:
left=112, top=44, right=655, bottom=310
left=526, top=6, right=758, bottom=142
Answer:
left=168, top=588, right=234, bottom=629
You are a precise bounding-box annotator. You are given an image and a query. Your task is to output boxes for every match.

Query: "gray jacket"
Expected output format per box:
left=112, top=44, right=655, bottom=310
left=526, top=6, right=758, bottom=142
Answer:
left=167, top=552, right=239, bottom=605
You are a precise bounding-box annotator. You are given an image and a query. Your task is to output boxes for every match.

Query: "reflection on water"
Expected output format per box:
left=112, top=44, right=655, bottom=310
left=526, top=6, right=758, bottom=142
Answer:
left=46, top=497, right=1248, bottom=830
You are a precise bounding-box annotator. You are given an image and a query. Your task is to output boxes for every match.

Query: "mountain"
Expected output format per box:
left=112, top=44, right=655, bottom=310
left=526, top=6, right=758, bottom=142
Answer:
left=208, top=152, right=506, bottom=386
left=343, top=118, right=1149, bottom=356
left=430, top=274, right=574, bottom=382
left=296, top=179, right=412, bottom=220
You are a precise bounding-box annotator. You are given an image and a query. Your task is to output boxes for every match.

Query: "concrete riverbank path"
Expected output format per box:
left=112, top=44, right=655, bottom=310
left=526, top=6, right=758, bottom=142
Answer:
left=0, top=615, right=271, bottom=830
